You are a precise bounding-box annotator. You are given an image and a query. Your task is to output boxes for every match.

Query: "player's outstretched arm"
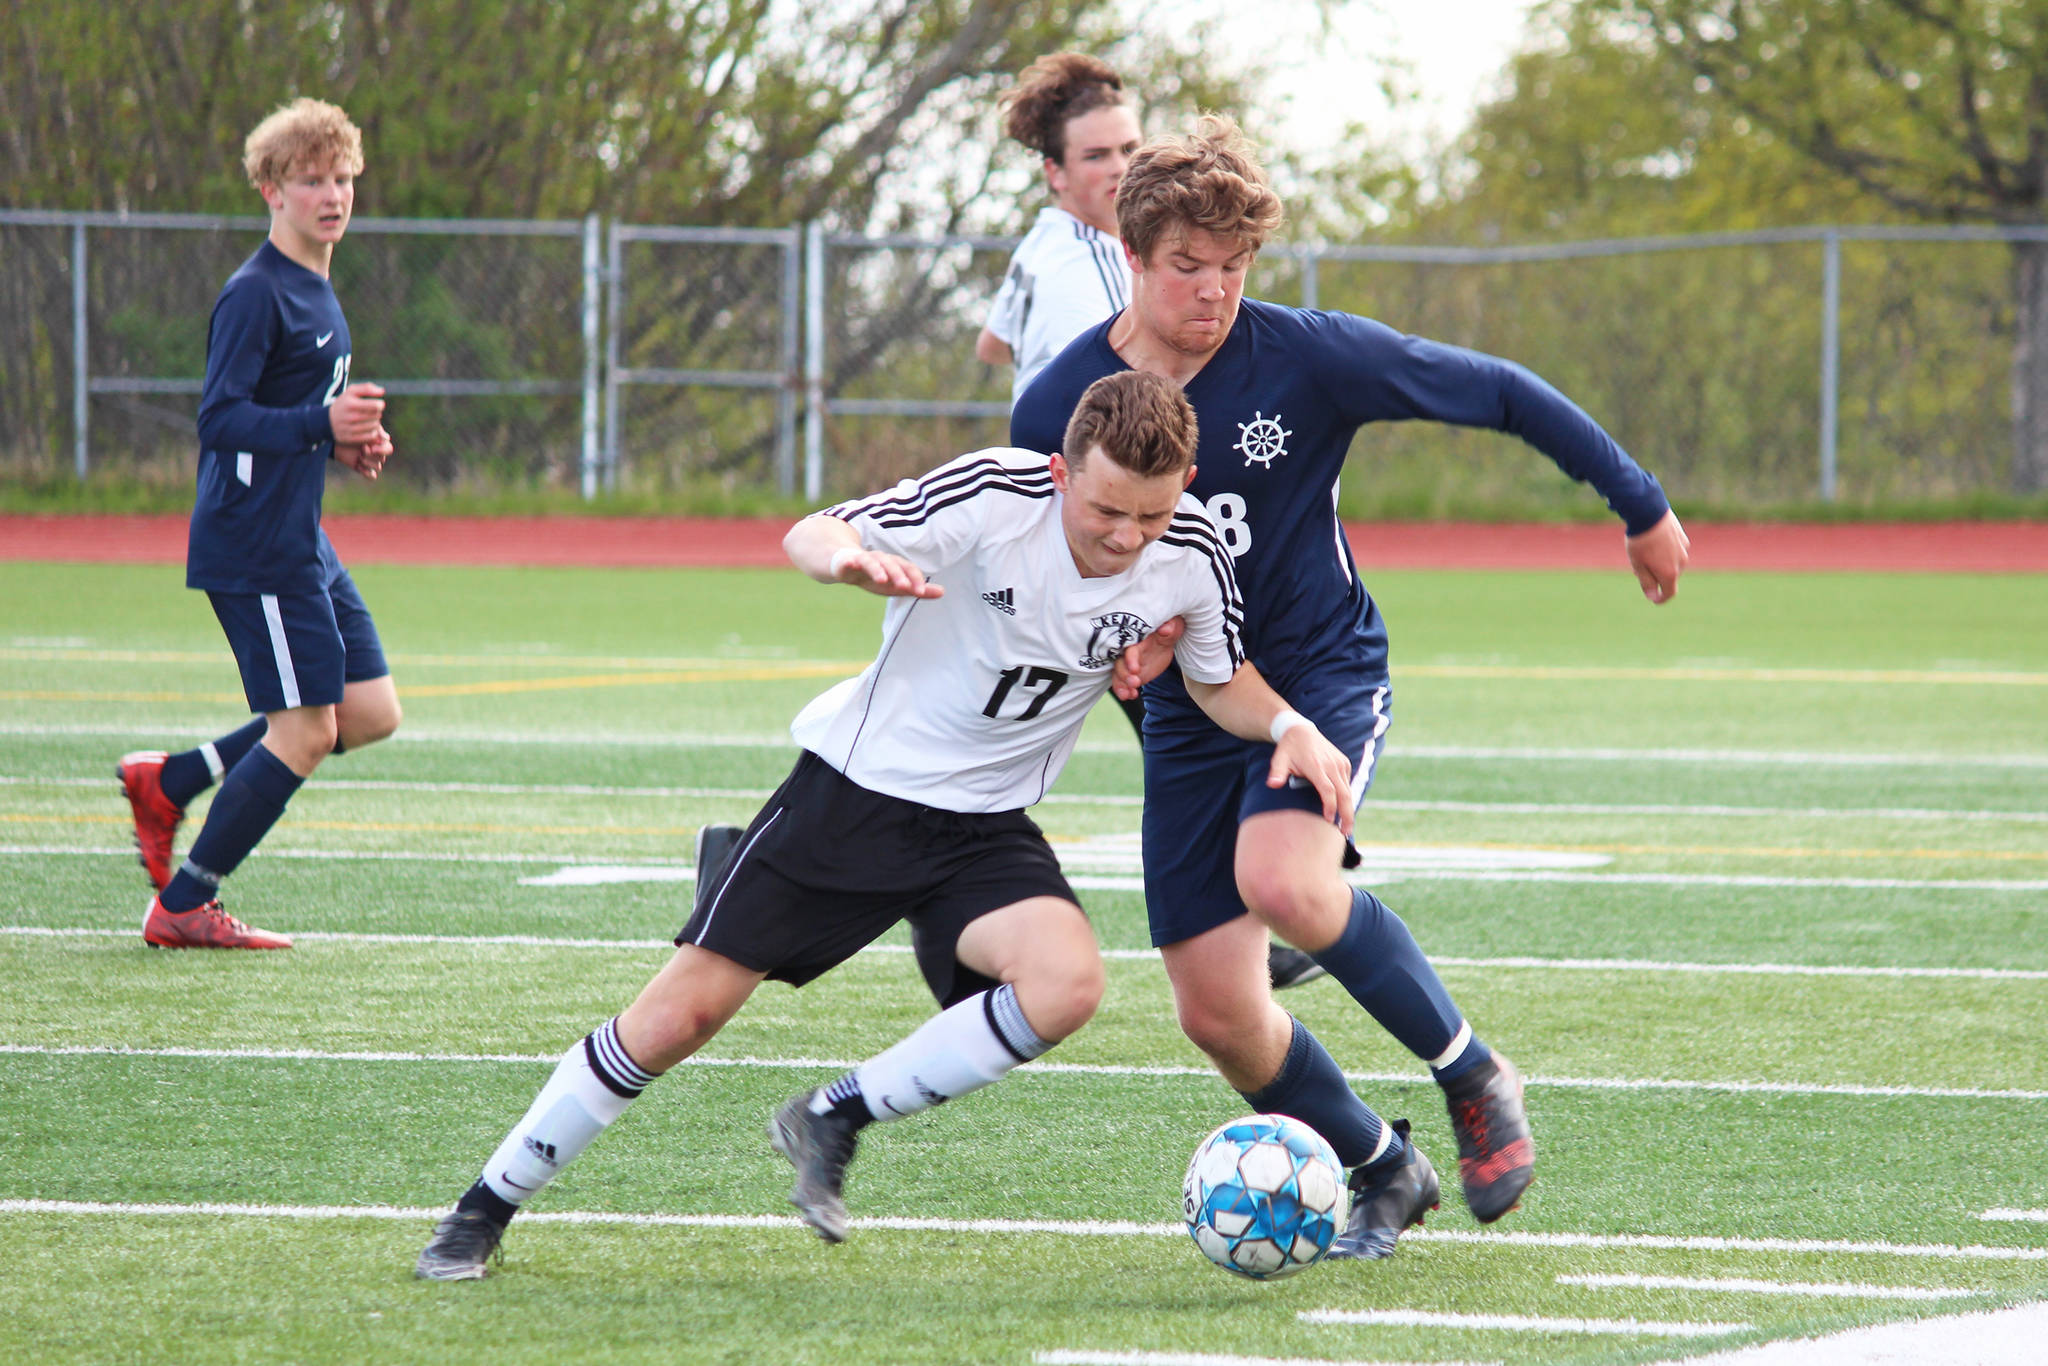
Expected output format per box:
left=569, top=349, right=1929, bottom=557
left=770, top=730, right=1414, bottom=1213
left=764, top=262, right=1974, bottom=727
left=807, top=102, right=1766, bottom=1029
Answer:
left=1627, top=508, right=1690, bottom=604
left=1110, top=616, right=1184, bottom=700
left=784, top=513, right=943, bottom=599
left=1182, top=663, right=1355, bottom=837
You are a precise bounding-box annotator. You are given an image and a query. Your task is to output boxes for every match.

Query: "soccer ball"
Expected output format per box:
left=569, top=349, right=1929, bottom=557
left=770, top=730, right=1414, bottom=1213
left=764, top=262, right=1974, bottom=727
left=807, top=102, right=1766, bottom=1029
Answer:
left=1182, top=1114, right=1345, bottom=1279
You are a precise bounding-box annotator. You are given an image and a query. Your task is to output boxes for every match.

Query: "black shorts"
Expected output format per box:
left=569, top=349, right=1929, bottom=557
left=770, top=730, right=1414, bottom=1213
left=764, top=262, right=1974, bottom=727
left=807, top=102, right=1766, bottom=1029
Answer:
left=676, top=751, right=1080, bottom=1006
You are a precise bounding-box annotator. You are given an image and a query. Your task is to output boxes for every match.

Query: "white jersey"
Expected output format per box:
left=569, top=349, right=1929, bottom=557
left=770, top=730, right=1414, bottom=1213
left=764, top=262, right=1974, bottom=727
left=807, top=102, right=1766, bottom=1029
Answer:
left=985, top=207, right=1131, bottom=409
left=791, top=449, right=1245, bottom=812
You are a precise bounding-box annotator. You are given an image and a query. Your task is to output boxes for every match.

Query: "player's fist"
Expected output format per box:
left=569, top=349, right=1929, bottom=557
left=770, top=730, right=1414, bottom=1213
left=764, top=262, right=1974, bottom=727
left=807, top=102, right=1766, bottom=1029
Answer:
left=329, top=382, right=387, bottom=444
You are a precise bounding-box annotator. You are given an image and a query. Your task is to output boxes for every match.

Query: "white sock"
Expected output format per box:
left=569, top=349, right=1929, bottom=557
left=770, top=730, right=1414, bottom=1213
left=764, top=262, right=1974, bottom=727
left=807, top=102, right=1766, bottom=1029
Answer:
left=479, top=1017, right=656, bottom=1206
left=833, top=985, right=1050, bottom=1124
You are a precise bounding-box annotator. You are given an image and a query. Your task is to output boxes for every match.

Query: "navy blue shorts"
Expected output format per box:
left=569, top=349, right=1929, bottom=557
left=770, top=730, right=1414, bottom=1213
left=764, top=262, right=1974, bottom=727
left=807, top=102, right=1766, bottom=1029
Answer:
left=206, top=565, right=388, bottom=714
left=1140, top=675, right=1391, bottom=947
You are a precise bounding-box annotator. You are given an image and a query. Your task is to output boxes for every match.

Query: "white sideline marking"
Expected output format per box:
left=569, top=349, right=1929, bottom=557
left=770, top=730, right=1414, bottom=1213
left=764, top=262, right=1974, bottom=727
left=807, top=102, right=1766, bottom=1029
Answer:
left=1300, top=1309, right=1750, bottom=1337
left=8, top=723, right=2047, bottom=767
left=1980, top=1209, right=2048, bottom=1223
left=1036, top=1353, right=1499, bottom=1366
left=10, top=845, right=2048, bottom=894
left=3, top=1041, right=2044, bottom=1102
left=17, top=924, right=2048, bottom=982
left=1643, top=1301, right=2048, bottom=1366
left=23, top=773, right=2045, bottom=824
left=1556, top=1273, right=1979, bottom=1300
left=2, top=1200, right=2043, bottom=1264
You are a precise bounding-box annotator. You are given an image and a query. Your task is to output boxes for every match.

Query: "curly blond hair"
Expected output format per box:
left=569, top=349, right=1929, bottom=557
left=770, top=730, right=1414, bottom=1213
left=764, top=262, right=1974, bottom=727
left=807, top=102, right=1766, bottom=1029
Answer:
left=999, top=52, right=1128, bottom=164
left=243, top=98, right=364, bottom=188
left=1116, top=114, right=1282, bottom=264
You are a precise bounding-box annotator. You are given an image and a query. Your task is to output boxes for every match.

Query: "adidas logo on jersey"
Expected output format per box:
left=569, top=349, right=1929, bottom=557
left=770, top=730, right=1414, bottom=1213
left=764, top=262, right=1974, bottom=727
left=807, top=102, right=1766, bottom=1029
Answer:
left=981, top=587, right=1017, bottom=615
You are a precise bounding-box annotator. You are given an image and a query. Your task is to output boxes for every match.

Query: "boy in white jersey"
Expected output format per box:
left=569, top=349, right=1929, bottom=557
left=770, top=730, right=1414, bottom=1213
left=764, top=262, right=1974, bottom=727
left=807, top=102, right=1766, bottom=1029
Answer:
left=415, top=372, right=1387, bottom=1280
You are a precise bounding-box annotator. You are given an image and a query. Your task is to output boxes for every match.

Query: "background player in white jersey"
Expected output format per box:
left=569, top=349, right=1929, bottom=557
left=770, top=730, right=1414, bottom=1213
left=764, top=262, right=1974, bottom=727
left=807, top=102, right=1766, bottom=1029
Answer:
left=966, top=52, right=1327, bottom=991
left=415, top=372, right=1378, bottom=1280
left=118, top=98, right=398, bottom=950
left=1014, top=117, right=1691, bottom=1245
left=976, top=52, right=1138, bottom=409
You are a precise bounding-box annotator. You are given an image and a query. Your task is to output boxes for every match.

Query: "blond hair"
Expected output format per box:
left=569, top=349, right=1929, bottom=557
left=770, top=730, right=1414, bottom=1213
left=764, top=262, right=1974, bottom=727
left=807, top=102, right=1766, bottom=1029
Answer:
left=999, top=52, right=1128, bottom=164
left=1115, top=114, right=1283, bottom=264
left=1062, top=371, right=1198, bottom=479
left=243, top=98, right=364, bottom=188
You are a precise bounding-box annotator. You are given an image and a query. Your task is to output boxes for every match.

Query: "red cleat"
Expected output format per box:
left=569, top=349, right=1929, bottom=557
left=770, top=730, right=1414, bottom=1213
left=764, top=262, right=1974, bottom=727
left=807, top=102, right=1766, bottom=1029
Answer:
left=142, top=895, right=293, bottom=950
left=117, top=750, right=185, bottom=890
left=1444, top=1051, right=1535, bottom=1223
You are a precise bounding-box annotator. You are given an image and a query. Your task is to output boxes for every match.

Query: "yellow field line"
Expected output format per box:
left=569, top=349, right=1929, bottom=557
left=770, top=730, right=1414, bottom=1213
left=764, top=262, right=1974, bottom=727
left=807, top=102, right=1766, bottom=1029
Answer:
left=1398, top=664, right=2048, bottom=686
left=12, top=812, right=2048, bottom=863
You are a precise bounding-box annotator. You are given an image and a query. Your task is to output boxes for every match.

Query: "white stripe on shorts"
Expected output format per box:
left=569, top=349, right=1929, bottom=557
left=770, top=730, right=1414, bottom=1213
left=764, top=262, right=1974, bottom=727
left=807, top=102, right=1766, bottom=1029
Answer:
left=1350, top=684, right=1390, bottom=810
left=691, top=808, right=781, bottom=946
left=259, top=595, right=302, bottom=709
left=236, top=452, right=253, bottom=485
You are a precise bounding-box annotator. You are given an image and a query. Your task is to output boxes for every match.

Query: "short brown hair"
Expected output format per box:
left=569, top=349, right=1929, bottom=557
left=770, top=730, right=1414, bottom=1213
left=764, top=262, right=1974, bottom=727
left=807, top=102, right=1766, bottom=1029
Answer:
left=243, top=98, right=364, bottom=188
left=1116, top=114, right=1283, bottom=265
left=1000, top=52, right=1128, bottom=164
left=1061, top=371, right=1198, bottom=479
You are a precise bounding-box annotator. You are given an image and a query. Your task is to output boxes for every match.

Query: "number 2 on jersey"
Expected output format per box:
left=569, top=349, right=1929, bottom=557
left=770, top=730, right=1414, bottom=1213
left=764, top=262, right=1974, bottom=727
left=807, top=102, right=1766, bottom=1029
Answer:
left=982, top=665, right=1068, bottom=720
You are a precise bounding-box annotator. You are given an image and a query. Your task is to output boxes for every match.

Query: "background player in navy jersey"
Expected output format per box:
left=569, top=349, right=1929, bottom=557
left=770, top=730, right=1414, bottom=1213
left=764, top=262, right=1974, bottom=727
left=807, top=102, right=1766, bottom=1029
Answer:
left=118, top=98, right=399, bottom=950
left=413, top=372, right=1386, bottom=1281
left=1013, top=116, right=1691, bottom=1241
left=963, top=52, right=1326, bottom=991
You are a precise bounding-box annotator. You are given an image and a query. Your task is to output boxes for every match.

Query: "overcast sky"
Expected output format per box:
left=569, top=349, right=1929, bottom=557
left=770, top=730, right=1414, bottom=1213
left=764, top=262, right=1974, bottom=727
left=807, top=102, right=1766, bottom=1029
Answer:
left=1150, top=0, right=1547, bottom=159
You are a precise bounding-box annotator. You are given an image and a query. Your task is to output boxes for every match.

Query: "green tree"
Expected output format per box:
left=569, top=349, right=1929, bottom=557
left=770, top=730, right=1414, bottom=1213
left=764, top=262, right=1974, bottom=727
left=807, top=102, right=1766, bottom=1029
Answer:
left=1612, top=0, right=2048, bottom=491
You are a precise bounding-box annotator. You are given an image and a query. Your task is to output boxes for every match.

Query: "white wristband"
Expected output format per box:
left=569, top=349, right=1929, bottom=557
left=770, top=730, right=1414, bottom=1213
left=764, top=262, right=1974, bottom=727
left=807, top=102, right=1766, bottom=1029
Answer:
left=827, top=545, right=863, bottom=578
left=1269, top=709, right=1310, bottom=745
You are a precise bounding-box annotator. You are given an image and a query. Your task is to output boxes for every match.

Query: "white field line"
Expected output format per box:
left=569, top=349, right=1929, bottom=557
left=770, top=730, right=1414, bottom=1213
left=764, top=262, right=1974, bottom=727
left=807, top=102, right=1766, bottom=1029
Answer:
left=12, top=774, right=2047, bottom=824
left=1299, top=1309, right=1750, bottom=1337
left=1034, top=1357, right=1482, bottom=1366
left=8, top=722, right=2048, bottom=769
left=3, top=1041, right=2044, bottom=1103
left=13, top=924, right=2048, bottom=982
left=9, top=843, right=2048, bottom=894
left=2, top=1200, right=2043, bottom=1264
left=1555, top=1273, right=1980, bottom=1300
left=1981, top=1209, right=2048, bottom=1223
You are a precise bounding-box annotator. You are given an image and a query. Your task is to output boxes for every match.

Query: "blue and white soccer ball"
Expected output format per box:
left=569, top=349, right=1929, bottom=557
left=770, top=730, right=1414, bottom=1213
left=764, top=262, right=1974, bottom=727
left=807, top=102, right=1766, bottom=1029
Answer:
left=1182, top=1114, right=1345, bottom=1280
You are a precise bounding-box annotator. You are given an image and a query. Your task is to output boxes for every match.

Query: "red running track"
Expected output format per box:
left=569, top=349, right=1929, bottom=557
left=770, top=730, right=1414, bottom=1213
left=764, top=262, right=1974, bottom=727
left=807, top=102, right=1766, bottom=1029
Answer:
left=1, top=513, right=2043, bottom=572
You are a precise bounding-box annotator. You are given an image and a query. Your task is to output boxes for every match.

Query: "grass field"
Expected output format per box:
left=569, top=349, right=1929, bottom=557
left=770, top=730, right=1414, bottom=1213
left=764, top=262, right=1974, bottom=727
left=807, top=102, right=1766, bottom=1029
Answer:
left=2, top=559, right=2045, bottom=1366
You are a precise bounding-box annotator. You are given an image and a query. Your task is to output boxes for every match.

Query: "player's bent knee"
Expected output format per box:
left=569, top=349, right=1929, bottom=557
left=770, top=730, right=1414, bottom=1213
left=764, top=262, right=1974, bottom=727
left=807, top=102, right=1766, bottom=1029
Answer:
left=1015, top=954, right=1104, bottom=1043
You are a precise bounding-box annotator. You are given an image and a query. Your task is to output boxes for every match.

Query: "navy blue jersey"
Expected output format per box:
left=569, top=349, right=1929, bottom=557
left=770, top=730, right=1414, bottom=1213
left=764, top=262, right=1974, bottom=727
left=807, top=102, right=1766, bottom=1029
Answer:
left=1012, top=298, right=1671, bottom=710
left=187, top=241, right=352, bottom=594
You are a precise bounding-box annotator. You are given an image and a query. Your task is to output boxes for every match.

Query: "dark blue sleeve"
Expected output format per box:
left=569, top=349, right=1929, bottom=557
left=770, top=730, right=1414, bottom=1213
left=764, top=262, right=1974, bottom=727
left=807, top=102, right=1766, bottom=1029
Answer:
left=1314, top=311, right=1671, bottom=534
left=1010, top=375, right=1068, bottom=455
left=196, top=276, right=333, bottom=456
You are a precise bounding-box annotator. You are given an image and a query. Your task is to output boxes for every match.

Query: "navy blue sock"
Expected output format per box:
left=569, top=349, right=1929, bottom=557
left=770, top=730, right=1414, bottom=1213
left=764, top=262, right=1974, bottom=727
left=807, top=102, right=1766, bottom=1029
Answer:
left=1310, top=886, right=1491, bottom=1083
left=159, top=745, right=303, bottom=912
left=159, top=718, right=269, bottom=809
left=1237, top=1017, right=1404, bottom=1171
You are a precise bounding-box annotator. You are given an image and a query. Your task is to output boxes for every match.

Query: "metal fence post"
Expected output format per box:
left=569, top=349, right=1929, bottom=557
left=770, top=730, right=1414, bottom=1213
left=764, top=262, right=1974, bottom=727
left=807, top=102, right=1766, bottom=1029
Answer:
left=603, top=219, right=625, bottom=496
left=581, top=214, right=601, bottom=500
left=72, top=223, right=87, bottom=479
left=1301, top=243, right=1319, bottom=311
left=1819, top=230, right=1841, bottom=502
left=804, top=220, right=826, bottom=502
left=778, top=228, right=801, bottom=496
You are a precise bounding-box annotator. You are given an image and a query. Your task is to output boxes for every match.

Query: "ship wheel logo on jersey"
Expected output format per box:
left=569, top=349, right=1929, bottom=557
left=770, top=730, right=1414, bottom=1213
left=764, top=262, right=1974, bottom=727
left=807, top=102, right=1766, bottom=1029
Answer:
left=1080, top=611, right=1153, bottom=669
left=1235, top=411, right=1293, bottom=468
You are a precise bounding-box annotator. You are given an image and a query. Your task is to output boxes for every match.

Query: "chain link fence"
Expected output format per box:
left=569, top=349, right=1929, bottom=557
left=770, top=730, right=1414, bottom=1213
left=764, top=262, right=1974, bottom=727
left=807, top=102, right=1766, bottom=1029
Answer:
left=1, top=210, right=2036, bottom=509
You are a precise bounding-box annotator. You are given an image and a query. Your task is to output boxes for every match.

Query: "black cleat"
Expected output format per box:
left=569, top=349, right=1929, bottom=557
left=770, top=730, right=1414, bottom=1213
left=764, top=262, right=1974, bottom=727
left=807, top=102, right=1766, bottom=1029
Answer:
left=1444, top=1050, right=1534, bottom=1223
left=1268, top=944, right=1328, bottom=990
left=694, top=823, right=743, bottom=913
left=1326, top=1119, right=1440, bottom=1260
left=769, top=1092, right=861, bottom=1243
left=414, top=1208, right=506, bottom=1281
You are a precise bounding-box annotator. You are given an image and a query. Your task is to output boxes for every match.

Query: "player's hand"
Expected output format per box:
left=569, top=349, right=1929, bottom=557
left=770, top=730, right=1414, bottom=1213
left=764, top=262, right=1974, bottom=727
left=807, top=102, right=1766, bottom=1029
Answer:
left=1111, top=616, right=1185, bottom=700
left=330, top=383, right=387, bottom=445
left=335, top=424, right=392, bottom=480
left=1628, top=509, right=1689, bottom=604
left=835, top=547, right=943, bottom=599
left=1267, top=722, right=1355, bottom=838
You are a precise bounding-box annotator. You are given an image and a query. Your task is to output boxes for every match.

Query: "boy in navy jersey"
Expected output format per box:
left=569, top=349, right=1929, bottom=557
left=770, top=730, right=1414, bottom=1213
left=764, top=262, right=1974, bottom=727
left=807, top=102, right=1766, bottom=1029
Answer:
left=117, top=98, right=399, bottom=949
left=1014, top=117, right=1691, bottom=1243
